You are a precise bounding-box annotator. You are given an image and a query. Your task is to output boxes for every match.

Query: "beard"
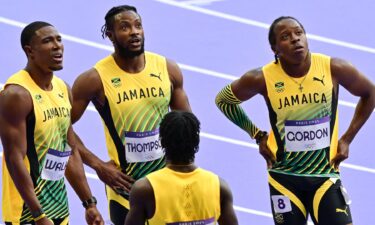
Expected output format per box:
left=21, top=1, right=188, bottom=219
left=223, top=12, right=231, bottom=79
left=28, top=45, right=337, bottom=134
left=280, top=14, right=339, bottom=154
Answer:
left=116, top=39, right=145, bottom=58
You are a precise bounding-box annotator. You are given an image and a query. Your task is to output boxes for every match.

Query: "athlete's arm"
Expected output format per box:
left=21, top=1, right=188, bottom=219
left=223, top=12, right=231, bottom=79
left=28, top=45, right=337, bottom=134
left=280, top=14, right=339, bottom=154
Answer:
left=330, top=58, right=375, bottom=169
left=215, top=69, right=274, bottom=168
left=167, top=59, right=192, bottom=112
left=218, top=178, right=238, bottom=225
left=64, top=85, right=104, bottom=225
left=71, top=69, right=134, bottom=191
left=71, top=68, right=103, bottom=123
left=0, top=85, right=52, bottom=224
left=125, top=178, right=155, bottom=225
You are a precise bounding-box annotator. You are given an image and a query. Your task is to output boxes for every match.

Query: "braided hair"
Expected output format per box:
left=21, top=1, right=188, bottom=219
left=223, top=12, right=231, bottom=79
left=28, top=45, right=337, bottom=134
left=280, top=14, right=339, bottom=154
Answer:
left=159, top=111, right=200, bottom=164
left=101, top=5, right=138, bottom=39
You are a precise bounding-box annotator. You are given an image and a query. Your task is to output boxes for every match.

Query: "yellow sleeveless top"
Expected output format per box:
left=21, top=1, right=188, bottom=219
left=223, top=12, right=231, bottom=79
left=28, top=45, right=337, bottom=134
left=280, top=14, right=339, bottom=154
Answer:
left=147, top=167, right=221, bottom=225
left=263, top=53, right=339, bottom=177
left=2, top=70, right=71, bottom=222
left=94, top=51, right=171, bottom=178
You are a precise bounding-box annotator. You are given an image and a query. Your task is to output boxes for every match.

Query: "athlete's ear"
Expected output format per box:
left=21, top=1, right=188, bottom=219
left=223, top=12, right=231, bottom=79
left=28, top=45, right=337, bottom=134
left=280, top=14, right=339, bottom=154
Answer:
left=106, top=31, right=114, bottom=42
left=271, top=45, right=278, bottom=54
left=23, top=45, right=33, bottom=58
left=271, top=47, right=279, bottom=64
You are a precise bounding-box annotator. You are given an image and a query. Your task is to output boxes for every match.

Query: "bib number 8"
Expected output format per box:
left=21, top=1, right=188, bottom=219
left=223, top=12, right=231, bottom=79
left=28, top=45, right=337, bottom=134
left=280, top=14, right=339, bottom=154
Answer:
left=271, top=195, right=292, bottom=213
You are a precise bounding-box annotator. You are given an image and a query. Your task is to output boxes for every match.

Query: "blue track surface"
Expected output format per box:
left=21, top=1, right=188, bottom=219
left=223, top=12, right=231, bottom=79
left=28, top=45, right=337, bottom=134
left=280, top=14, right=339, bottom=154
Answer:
left=1, top=1, right=374, bottom=224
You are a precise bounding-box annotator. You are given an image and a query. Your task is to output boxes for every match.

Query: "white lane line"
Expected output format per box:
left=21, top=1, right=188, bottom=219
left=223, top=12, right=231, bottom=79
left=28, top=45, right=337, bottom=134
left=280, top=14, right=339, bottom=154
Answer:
left=179, top=0, right=225, bottom=6
left=0, top=17, right=372, bottom=113
left=153, top=0, right=375, bottom=54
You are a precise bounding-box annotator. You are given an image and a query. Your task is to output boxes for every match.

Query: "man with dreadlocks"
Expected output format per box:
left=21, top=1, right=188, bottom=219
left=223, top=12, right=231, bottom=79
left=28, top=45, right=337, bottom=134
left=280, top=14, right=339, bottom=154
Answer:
left=125, top=111, right=238, bottom=225
left=216, top=16, right=375, bottom=225
left=71, top=5, right=191, bottom=225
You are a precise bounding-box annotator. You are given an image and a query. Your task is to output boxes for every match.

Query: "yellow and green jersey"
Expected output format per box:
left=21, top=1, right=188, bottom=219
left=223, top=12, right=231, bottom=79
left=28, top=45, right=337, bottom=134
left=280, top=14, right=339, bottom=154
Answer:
left=94, top=52, right=171, bottom=204
left=2, top=70, right=71, bottom=223
left=263, top=53, right=339, bottom=178
left=147, top=167, right=220, bottom=225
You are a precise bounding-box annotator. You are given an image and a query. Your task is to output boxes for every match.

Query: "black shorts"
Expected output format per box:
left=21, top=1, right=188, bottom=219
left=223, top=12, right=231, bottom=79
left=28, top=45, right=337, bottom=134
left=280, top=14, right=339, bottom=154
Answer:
left=268, top=171, right=352, bottom=225
left=109, top=199, right=129, bottom=225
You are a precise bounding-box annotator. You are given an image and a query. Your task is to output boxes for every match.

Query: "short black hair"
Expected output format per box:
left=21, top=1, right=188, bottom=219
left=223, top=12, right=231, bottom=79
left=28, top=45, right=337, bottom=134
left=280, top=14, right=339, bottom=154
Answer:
left=20, top=21, right=53, bottom=48
left=268, top=16, right=305, bottom=48
left=101, top=5, right=139, bottom=39
left=159, top=111, right=200, bottom=164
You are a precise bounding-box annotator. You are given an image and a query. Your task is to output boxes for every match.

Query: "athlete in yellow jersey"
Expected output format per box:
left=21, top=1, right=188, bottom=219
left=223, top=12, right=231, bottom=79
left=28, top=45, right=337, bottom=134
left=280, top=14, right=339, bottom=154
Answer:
left=71, top=5, right=191, bottom=225
left=125, top=111, right=238, bottom=225
left=216, top=17, right=375, bottom=225
left=0, top=22, right=103, bottom=225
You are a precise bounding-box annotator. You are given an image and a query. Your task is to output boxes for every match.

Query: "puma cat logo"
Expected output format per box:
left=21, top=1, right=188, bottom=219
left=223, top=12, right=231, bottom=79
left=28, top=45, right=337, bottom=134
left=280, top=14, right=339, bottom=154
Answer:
left=336, top=206, right=349, bottom=216
left=313, top=74, right=325, bottom=86
left=150, top=73, right=162, bottom=81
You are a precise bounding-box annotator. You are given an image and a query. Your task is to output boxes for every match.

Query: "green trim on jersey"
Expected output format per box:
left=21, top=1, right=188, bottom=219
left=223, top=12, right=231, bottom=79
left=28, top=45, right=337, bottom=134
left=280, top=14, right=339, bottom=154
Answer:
left=2, top=70, right=71, bottom=222
left=263, top=53, right=339, bottom=177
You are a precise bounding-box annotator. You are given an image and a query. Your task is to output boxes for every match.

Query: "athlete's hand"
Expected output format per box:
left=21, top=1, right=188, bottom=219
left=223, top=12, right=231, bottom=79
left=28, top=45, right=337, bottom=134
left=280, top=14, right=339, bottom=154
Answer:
left=85, top=205, right=104, bottom=225
left=35, top=217, right=54, bottom=225
left=258, top=134, right=275, bottom=169
left=330, top=138, right=350, bottom=170
left=96, top=160, right=134, bottom=192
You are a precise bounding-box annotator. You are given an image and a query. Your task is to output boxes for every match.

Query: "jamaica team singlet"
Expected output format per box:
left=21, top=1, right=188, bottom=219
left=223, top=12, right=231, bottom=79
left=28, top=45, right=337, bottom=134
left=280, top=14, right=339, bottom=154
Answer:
left=263, top=53, right=339, bottom=178
left=94, top=52, right=171, bottom=204
left=146, top=167, right=220, bottom=225
left=2, top=70, right=71, bottom=223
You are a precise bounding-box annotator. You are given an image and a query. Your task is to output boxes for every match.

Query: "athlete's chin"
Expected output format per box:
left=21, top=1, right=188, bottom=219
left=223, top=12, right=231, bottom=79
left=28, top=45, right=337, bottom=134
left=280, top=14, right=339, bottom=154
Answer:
left=49, top=65, right=63, bottom=71
left=120, top=49, right=145, bottom=58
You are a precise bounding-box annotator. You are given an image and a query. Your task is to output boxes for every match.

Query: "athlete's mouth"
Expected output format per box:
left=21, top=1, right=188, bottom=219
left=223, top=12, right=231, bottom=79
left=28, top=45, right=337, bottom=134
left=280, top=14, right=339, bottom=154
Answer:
left=129, top=37, right=141, bottom=44
left=52, top=53, right=63, bottom=62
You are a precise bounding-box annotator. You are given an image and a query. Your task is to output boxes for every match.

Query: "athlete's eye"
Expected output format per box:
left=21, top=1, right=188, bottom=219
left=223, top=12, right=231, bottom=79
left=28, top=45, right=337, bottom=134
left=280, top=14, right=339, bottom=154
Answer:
left=280, top=34, right=289, bottom=40
left=135, top=23, right=142, bottom=29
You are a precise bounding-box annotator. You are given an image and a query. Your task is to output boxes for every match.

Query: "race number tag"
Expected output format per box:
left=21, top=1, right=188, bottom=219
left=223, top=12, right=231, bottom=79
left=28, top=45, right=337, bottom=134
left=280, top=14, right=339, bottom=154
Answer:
left=285, top=116, right=330, bottom=152
left=124, top=129, right=164, bottom=163
left=271, top=195, right=292, bottom=213
left=41, top=148, right=71, bottom=181
left=166, top=217, right=215, bottom=225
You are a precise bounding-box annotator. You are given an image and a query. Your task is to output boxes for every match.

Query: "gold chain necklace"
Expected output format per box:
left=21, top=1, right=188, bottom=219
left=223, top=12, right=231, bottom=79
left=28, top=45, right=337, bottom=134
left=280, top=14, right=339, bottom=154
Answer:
left=287, top=74, right=308, bottom=92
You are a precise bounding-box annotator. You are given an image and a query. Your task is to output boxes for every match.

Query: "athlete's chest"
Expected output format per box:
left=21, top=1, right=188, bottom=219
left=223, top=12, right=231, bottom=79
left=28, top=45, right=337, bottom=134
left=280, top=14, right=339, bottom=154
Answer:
left=32, top=91, right=71, bottom=128
left=104, top=71, right=171, bottom=106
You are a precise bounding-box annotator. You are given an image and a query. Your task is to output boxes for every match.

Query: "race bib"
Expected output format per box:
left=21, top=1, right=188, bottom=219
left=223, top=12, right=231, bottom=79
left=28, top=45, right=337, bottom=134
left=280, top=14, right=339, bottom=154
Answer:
left=271, top=195, right=292, bottom=213
left=285, top=116, right=330, bottom=152
left=124, top=129, right=164, bottom=163
left=41, top=148, right=71, bottom=181
left=167, top=217, right=216, bottom=225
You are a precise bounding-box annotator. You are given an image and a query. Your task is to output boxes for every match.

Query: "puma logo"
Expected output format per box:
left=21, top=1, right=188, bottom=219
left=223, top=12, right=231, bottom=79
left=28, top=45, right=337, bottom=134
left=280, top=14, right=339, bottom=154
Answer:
left=150, top=73, right=162, bottom=81
left=313, top=74, right=325, bottom=86
left=336, top=206, right=349, bottom=216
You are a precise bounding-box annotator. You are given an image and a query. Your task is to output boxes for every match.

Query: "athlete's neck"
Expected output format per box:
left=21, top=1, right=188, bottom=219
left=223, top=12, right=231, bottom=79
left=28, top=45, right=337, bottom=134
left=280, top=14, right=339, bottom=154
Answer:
left=24, top=65, right=53, bottom=91
left=167, top=161, right=197, bottom=173
left=112, top=52, right=145, bottom=74
left=280, top=52, right=311, bottom=78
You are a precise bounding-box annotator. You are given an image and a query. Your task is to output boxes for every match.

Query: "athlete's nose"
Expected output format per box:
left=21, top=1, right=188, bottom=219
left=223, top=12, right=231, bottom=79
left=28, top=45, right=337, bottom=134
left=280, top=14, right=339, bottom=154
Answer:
left=290, top=33, right=300, bottom=44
